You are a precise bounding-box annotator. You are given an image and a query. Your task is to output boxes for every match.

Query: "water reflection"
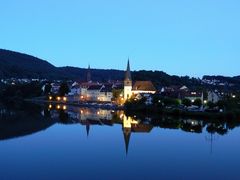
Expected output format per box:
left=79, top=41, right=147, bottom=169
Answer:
left=0, top=104, right=56, bottom=141
left=1, top=103, right=240, bottom=155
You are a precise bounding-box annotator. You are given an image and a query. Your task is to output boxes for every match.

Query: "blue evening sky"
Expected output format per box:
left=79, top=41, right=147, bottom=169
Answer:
left=0, top=0, right=239, bottom=77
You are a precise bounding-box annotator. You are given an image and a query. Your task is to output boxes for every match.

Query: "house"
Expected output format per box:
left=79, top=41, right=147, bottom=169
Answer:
left=184, top=91, right=203, bottom=103
left=161, top=85, right=189, bottom=99
left=69, top=82, right=81, bottom=96
left=99, top=84, right=113, bottom=102
left=50, top=82, right=61, bottom=94
left=208, top=91, right=222, bottom=103
left=133, top=93, right=153, bottom=105
left=84, top=84, right=113, bottom=102
left=132, top=81, right=156, bottom=95
left=86, top=84, right=103, bottom=101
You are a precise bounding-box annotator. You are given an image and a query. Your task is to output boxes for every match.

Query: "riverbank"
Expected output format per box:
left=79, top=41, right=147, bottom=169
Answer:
left=26, top=98, right=123, bottom=110
left=125, top=106, right=240, bottom=121
left=26, top=97, right=240, bottom=121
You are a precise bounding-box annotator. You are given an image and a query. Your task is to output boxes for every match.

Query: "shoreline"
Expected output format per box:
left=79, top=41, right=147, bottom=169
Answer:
left=25, top=98, right=124, bottom=110
left=25, top=98, right=240, bottom=121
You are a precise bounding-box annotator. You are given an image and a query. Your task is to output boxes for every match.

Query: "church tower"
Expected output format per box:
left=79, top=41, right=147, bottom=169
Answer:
left=124, top=59, right=132, bottom=100
left=86, top=64, right=91, bottom=82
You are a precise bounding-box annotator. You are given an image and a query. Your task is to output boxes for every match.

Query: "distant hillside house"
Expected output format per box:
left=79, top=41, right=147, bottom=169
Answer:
left=208, top=91, right=222, bottom=103
left=123, top=60, right=156, bottom=101
left=184, top=91, right=203, bottom=103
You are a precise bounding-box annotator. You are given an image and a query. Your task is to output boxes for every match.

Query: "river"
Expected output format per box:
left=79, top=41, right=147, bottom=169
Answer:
left=0, top=103, right=240, bottom=180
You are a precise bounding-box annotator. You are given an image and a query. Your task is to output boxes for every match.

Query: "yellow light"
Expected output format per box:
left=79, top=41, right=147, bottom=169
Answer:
left=81, top=96, right=84, bottom=99
left=57, top=105, right=61, bottom=109
left=63, top=97, right=67, bottom=101
left=49, top=96, right=52, bottom=100
left=49, top=104, right=52, bottom=109
left=97, top=111, right=100, bottom=115
left=120, top=114, right=124, bottom=119
left=57, top=97, right=61, bottom=101
left=63, top=105, right=67, bottom=110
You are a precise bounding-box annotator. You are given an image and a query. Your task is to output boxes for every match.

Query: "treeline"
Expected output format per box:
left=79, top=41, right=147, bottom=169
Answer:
left=132, top=70, right=202, bottom=89
left=0, top=82, right=42, bottom=103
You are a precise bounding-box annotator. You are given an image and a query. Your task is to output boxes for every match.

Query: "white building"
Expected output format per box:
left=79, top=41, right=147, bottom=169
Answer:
left=208, top=91, right=222, bottom=103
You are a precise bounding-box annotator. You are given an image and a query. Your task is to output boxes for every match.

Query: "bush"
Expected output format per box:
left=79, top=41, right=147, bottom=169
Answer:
left=182, top=98, right=191, bottom=107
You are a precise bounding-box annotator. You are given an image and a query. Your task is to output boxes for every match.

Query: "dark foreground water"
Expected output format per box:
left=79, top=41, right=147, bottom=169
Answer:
left=0, top=103, right=240, bottom=180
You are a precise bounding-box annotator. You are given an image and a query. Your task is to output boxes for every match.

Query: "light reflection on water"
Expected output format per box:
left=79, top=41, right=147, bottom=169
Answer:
left=0, top=103, right=240, bottom=179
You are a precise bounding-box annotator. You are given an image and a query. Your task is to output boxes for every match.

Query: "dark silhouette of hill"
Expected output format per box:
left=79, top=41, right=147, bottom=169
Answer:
left=0, top=49, right=239, bottom=88
left=0, top=104, right=56, bottom=141
left=0, top=49, right=124, bottom=81
left=59, top=66, right=124, bottom=82
left=0, top=49, right=67, bottom=79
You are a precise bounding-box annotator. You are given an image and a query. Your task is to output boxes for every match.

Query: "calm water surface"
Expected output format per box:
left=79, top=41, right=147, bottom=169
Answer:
left=0, top=103, right=240, bottom=180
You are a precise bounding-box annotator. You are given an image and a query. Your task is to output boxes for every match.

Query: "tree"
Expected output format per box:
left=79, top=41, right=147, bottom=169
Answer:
left=43, top=83, right=52, bottom=95
left=182, top=98, right=191, bottom=107
left=207, top=101, right=215, bottom=109
left=58, top=82, right=69, bottom=96
left=216, top=100, right=225, bottom=109
left=163, top=98, right=180, bottom=106
left=112, top=89, right=123, bottom=99
left=193, top=98, right=202, bottom=107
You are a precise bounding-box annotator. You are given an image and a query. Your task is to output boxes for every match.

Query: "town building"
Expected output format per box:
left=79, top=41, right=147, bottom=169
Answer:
left=123, top=60, right=156, bottom=101
left=208, top=90, right=222, bottom=103
left=184, top=91, right=204, bottom=103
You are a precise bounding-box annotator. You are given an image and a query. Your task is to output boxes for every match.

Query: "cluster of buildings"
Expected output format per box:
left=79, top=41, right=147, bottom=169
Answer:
left=49, top=61, right=158, bottom=104
left=46, top=60, right=230, bottom=106
left=1, top=78, right=46, bottom=85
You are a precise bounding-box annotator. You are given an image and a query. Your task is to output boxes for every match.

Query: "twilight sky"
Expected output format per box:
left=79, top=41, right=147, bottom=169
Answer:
left=0, top=0, right=239, bottom=77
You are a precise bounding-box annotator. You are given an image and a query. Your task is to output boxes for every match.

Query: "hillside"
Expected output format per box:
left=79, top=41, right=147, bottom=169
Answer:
left=0, top=49, right=66, bottom=79
left=0, top=49, right=239, bottom=89
left=0, top=49, right=124, bottom=81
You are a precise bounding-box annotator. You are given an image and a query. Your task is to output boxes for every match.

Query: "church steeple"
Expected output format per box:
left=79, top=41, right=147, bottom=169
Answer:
left=124, top=59, right=132, bottom=86
left=87, top=64, right=91, bottom=82
left=125, top=59, right=131, bottom=81
left=86, top=122, right=90, bottom=137
left=123, top=128, right=131, bottom=155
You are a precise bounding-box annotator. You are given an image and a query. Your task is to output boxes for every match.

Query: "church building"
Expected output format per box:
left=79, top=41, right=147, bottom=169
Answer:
left=123, top=60, right=156, bottom=101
